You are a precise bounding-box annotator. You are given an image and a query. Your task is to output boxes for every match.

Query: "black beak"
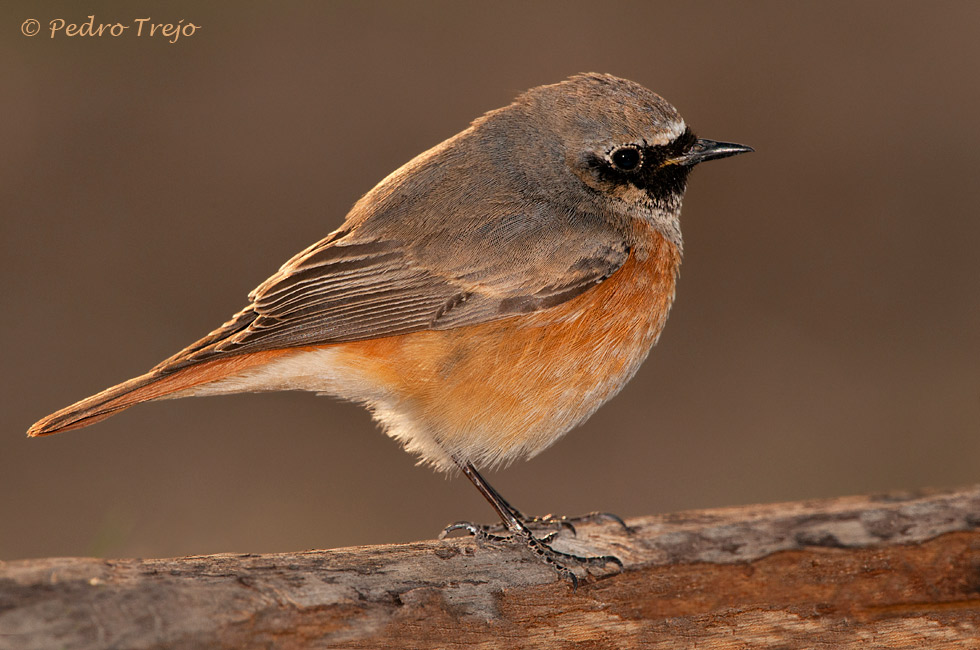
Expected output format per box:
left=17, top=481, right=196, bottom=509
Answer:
left=671, top=139, right=754, bottom=167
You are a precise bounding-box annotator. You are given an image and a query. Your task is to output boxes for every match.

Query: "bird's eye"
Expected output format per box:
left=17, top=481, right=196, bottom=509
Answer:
left=609, top=146, right=642, bottom=171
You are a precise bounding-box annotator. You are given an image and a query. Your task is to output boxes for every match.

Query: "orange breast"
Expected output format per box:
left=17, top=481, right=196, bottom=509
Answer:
left=330, top=224, right=681, bottom=468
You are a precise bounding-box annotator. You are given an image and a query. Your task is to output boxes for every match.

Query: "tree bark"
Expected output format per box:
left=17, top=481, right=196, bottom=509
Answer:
left=2, top=486, right=979, bottom=649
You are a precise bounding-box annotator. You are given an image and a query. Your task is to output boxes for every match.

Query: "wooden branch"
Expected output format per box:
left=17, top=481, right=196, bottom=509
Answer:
left=2, top=486, right=979, bottom=649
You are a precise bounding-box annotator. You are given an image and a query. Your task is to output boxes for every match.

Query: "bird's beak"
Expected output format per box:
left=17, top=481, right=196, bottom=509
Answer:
left=669, top=139, right=754, bottom=166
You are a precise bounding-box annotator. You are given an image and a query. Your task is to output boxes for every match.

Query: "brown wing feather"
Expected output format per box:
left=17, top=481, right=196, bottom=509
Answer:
left=168, top=227, right=629, bottom=363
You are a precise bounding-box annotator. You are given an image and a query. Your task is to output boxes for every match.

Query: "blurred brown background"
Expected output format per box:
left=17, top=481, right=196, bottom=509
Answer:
left=2, top=1, right=978, bottom=561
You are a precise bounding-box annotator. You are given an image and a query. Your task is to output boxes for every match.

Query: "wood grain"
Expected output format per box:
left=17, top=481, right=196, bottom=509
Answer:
left=2, top=486, right=979, bottom=649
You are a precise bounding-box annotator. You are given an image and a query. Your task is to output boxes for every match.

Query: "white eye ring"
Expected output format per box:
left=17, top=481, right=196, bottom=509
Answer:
left=607, top=145, right=643, bottom=171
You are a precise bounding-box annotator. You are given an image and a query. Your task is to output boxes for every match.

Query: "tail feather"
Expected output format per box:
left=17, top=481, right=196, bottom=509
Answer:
left=27, top=350, right=292, bottom=437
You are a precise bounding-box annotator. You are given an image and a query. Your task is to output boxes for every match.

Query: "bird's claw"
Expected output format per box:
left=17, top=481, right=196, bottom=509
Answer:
left=440, top=521, right=510, bottom=546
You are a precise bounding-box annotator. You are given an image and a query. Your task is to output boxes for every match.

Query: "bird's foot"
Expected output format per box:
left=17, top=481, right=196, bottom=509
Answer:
left=519, top=511, right=633, bottom=536
left=440, top=520, right=623, bottom=588
left=475, top=510, right=633, bottom=538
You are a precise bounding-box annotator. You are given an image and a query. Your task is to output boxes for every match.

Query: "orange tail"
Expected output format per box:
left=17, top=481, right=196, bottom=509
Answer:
left=27, top=351, right=290, bottom=437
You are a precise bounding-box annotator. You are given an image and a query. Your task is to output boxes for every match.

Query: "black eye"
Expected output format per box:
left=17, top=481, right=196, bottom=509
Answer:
left=610, top=146, right=642, bottom=171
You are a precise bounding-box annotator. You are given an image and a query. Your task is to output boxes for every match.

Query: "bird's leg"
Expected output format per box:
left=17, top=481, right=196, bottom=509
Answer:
left=460, top=466, right=574, bottom=537
left=440, top=458, right=622, bottom=587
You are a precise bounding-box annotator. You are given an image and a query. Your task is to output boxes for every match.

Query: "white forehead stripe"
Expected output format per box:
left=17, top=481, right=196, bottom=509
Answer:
left=666, top=119, right=687, bottom=140
left=642, top=119, right=687, bottom=146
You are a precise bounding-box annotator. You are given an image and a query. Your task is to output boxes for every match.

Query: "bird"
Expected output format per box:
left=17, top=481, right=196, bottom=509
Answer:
left=28, top=73, right=752, bottom=584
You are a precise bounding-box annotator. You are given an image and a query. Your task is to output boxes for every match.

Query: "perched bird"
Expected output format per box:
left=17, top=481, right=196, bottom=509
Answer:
left=28, top=73, right=751, bottom=583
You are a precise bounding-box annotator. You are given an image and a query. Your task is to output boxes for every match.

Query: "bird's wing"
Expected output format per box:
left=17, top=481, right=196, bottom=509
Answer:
left=26, top=203, right=630, bottom=436
left=161, top=204, right=629, bottom=368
